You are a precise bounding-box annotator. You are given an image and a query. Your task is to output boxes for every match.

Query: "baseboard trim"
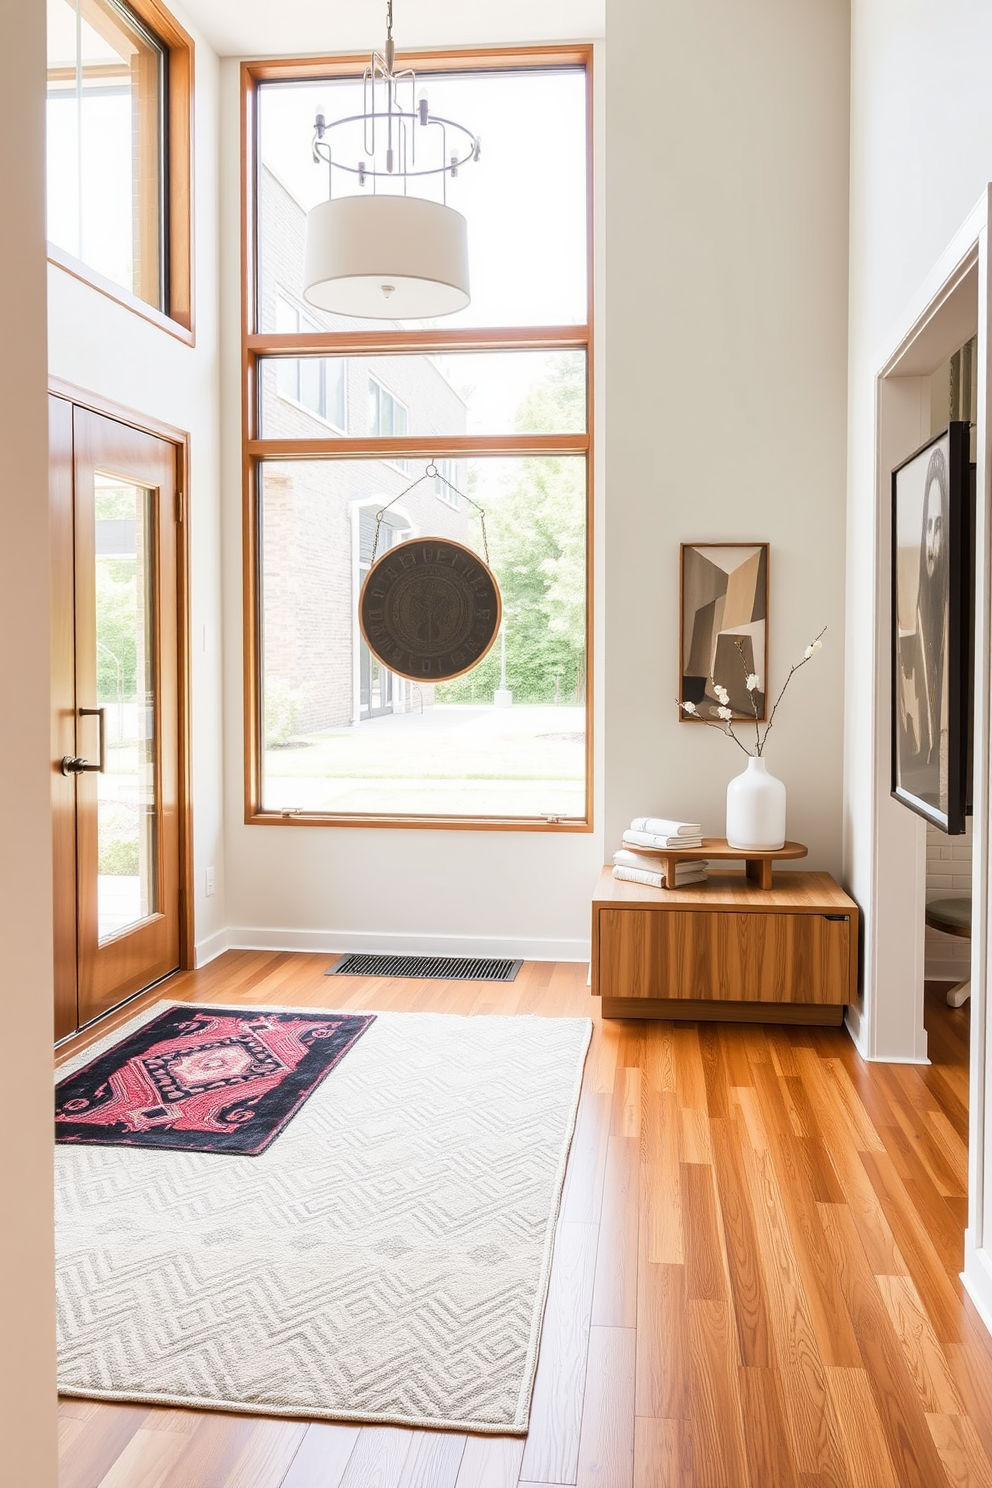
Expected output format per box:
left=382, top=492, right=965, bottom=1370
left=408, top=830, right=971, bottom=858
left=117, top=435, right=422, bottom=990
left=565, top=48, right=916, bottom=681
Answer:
left=843, top=996, right=931, bottom=1063
left=222, top=927, right=591, bottom=963
left=926, top=957, right=972, bottom=982
left=963, top=1231, right=992, bottom=1342
left=194, top=928, right=231, bottom=968
left=844, top=1000, right=867, bottom=1056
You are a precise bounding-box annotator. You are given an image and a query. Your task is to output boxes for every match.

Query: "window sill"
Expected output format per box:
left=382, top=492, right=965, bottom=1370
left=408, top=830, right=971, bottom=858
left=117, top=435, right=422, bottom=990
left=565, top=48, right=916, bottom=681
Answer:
left=247, top=807, right=592, bottom=832
left=48, top=244, right=195, bottom=348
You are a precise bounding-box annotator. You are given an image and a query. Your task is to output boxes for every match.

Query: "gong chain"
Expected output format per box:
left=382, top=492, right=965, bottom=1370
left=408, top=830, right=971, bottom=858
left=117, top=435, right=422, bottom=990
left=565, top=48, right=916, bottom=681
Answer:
left=370, top=461, right=491, bottom=568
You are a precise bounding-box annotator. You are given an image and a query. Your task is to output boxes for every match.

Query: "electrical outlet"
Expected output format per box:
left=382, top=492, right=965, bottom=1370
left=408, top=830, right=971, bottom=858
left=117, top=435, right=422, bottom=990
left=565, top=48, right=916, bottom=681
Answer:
left=205, top=866, right=216, bottom=897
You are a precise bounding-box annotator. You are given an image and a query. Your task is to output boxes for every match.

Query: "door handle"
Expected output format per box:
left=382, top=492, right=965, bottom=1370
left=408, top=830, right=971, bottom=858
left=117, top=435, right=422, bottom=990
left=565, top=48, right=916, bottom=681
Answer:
left=61, top=706, right=106, bottom=775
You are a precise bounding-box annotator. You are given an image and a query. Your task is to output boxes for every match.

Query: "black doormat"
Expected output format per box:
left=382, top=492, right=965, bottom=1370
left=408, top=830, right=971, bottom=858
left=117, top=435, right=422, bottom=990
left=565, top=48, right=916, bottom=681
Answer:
left=327, top=954, right=522, bottom=982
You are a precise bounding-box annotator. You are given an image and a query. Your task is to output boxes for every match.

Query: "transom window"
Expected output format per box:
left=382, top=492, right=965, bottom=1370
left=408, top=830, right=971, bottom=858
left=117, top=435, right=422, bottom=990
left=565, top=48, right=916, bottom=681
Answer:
left=45, top=0, right=194, bottom=333
left=244, top=50, right=592, bottom=828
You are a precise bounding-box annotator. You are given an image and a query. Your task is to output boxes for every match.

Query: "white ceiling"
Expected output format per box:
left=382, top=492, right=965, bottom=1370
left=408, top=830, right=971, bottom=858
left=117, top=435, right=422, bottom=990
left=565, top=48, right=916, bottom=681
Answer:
left=178, top=0, right=605, bottom=59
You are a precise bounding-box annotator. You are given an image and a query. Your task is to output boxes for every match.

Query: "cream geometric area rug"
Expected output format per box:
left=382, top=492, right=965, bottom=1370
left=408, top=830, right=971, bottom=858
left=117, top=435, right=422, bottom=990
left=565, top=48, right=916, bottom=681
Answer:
left=56, top=1002, right=592, bottom=1432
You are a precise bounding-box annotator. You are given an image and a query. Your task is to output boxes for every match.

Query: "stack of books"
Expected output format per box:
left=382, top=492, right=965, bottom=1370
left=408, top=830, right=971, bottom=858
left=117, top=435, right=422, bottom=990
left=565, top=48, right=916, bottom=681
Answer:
left=612, top=816, right=708, bottom=889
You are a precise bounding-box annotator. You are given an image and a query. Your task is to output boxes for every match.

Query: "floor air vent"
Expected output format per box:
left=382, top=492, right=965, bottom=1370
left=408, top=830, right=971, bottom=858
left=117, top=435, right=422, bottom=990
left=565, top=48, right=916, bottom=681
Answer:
left=327, top=954, right=522, bottom=982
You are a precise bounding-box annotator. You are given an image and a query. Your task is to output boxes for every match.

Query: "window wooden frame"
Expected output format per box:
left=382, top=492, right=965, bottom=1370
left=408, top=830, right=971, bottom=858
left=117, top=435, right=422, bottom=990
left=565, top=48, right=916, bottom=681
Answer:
left=47, top=0, right=195, bottom=344
left=242, top=46, right=594, bottom=831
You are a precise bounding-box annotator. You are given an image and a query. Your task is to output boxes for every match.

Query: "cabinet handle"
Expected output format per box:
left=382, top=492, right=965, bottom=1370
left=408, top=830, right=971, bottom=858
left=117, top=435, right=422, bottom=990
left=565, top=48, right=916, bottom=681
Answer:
left=823, top=914, right=849, bottom=921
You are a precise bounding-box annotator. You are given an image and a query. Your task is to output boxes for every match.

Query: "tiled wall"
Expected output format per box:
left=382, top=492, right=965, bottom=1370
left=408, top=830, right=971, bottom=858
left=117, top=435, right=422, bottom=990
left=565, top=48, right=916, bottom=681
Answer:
left=925, top=819, right=972, bottom=979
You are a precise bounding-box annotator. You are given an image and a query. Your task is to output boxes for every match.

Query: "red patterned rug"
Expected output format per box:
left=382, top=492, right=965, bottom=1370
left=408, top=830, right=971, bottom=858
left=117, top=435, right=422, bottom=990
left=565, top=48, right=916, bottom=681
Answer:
left=55, top=1005, right=375, bottom=1155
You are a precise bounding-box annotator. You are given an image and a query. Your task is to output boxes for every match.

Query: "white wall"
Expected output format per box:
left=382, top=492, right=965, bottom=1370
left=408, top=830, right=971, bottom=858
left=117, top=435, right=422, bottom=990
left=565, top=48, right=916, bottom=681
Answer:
left=0, top=3, right=58, bottom=1480
left=48, top=6, right=226, bottom=965
left=605, top=0, right=851, bottom=866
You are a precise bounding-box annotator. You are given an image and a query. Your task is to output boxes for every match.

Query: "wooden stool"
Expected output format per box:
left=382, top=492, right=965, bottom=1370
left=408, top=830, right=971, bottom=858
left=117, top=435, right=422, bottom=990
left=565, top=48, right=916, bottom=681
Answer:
left=925, top=895, right=972, bottom=1008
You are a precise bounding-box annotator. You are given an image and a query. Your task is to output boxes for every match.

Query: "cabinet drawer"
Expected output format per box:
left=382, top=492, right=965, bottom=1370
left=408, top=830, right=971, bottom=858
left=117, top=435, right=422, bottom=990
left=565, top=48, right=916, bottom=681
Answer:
left=597, top=908, right=851, bottom=1004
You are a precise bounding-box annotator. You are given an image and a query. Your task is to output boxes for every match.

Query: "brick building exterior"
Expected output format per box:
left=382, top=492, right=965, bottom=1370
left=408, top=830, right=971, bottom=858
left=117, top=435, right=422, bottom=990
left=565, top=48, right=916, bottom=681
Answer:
left=259, top=166, right=469, bottom=733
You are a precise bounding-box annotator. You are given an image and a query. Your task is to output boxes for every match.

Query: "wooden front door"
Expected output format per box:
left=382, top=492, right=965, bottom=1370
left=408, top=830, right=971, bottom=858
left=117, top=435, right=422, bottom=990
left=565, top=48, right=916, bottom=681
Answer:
left=52, top=398, right=185, bottom=1037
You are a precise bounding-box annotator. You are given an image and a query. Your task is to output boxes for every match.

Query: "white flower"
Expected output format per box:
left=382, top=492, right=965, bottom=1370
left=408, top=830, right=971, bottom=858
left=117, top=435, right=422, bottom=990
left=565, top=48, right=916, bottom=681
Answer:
left=804, top=639, right=823, bottom=659
left=682, top=700, right=697, bottom=715
left=745, top=673, right=759, bottom=692
left=714, top=683, right=730, bottom=705
left=717, top=706, right=733, bottom=721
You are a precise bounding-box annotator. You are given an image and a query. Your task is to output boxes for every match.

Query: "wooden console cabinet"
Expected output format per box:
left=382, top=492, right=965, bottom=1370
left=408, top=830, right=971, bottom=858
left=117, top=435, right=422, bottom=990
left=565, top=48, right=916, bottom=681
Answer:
left=592, top=869, right=858, bottom=1024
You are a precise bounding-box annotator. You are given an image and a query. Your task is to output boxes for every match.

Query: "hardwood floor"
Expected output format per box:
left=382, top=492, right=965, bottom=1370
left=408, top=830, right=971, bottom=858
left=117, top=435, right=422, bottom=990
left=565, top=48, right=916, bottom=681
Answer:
left=55, top=959, right=988, bottom=1487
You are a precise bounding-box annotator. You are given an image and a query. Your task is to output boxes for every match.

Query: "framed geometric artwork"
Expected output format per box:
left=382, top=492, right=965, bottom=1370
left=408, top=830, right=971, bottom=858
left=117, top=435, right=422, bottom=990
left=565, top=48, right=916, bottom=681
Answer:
left=679, top=543, right=769, bottom=721
left=891, top=422, right=972, bottom=834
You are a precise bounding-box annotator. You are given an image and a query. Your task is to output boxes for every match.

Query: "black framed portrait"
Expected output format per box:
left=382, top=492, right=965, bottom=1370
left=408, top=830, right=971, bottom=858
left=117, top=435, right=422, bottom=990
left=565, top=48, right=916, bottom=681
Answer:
left=891, top=421, right=971, bottom=833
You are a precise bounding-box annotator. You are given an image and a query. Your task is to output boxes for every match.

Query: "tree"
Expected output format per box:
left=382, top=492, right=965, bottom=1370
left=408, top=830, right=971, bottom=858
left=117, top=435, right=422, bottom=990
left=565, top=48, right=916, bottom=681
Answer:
left=438, top=354, right=587, bottom=705
left=96, top=559, right=138, bottom=702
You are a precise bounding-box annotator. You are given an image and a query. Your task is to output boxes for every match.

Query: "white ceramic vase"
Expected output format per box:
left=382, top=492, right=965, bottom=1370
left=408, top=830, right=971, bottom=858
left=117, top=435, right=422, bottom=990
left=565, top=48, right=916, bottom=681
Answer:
left=726, top=756, right=786, bottom=850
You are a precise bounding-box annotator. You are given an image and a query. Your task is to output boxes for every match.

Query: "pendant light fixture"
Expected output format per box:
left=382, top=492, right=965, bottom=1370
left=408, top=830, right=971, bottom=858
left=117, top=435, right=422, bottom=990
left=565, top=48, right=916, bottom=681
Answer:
left=302, top=0, right=481, bottom=320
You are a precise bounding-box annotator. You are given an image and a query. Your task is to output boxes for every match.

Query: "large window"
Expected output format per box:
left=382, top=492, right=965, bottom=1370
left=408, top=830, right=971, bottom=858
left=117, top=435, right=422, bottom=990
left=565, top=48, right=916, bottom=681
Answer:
left=244, top=50, right=592, bottom=827
left=46, top=0, right=194, bottom=334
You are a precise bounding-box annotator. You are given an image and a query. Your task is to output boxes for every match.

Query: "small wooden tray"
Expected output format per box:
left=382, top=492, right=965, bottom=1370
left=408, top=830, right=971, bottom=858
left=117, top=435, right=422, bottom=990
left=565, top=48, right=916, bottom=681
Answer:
left=622, top=837, right=807, bottom=891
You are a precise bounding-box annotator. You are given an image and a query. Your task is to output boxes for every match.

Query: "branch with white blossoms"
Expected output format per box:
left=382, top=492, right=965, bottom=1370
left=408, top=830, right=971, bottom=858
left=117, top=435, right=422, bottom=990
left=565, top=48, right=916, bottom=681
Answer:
left=678, top=696, right=753, bottom=755
left=678, top=626, right=826, bottom=757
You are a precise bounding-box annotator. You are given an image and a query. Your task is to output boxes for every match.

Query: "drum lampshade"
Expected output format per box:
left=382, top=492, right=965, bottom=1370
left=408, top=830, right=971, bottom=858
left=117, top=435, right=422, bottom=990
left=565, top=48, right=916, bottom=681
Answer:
left=302, top=195, right=470, bottom=319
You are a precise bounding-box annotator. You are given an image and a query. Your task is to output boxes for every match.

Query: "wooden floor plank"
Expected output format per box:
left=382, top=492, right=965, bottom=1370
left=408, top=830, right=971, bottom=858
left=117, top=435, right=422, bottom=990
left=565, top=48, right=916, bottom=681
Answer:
left=213, top=1420, right=308, bottom=1488
left=560, top=1088, right=611, bottom=1228
left=708, top=1115, right=772, bottom=1367
left=337, top=1427, right=416, bottom=1488
left=734, top=1128, right=844, bottom=1479
left=276, top=1422, right=361, bottom=1488
left=641, top=1090, right=683, bottom=1265
left=590, top=1135, right=639, bottom=1328
left=632, top=1417, right=681, bottom=1488
left=58, top=1414, right=91, bottom=1467
left=574, top=1327, right=635, bottom=1488
left=95, top=1428, right=191, bottom=1488
left=452, top=1435, right=524, bottom=1488
left=749, top=1063, right=861, bottom=1368
left=634, top=1262, right=688, bottom=1421
left=519, top=1222, right=599, bottom=1485
left=681, top=1163, right=724, bottom=1305
left=58, top=1405, right=150, bottom=1488
left=816, top=1202, right=952, bottom=1488
left=156, top=1414, right=258, bottom=1488
left=739, top=1368, right=800, bottom=1488
left=876, top=1273, right=963, bottom=1414
left=686, top=1296, right=751, bottom=1488
left=823, top=1367, right=900, bottom=1488
left=396, top=1430, right=466, bottom=1488
left=860, top=1146, right=965, bottom=1346
left=926, top=1410, right=992, bottom=1487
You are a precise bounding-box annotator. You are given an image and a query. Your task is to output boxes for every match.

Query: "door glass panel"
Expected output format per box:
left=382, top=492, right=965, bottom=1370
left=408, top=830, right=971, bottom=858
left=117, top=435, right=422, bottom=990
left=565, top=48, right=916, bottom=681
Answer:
left=94, top=474, right=157, bottom=940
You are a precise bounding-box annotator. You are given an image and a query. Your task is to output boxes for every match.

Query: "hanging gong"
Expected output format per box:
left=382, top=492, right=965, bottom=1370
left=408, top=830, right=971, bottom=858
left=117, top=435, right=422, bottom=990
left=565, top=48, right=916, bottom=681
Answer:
left=359, top=537, right=502, bottom=683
